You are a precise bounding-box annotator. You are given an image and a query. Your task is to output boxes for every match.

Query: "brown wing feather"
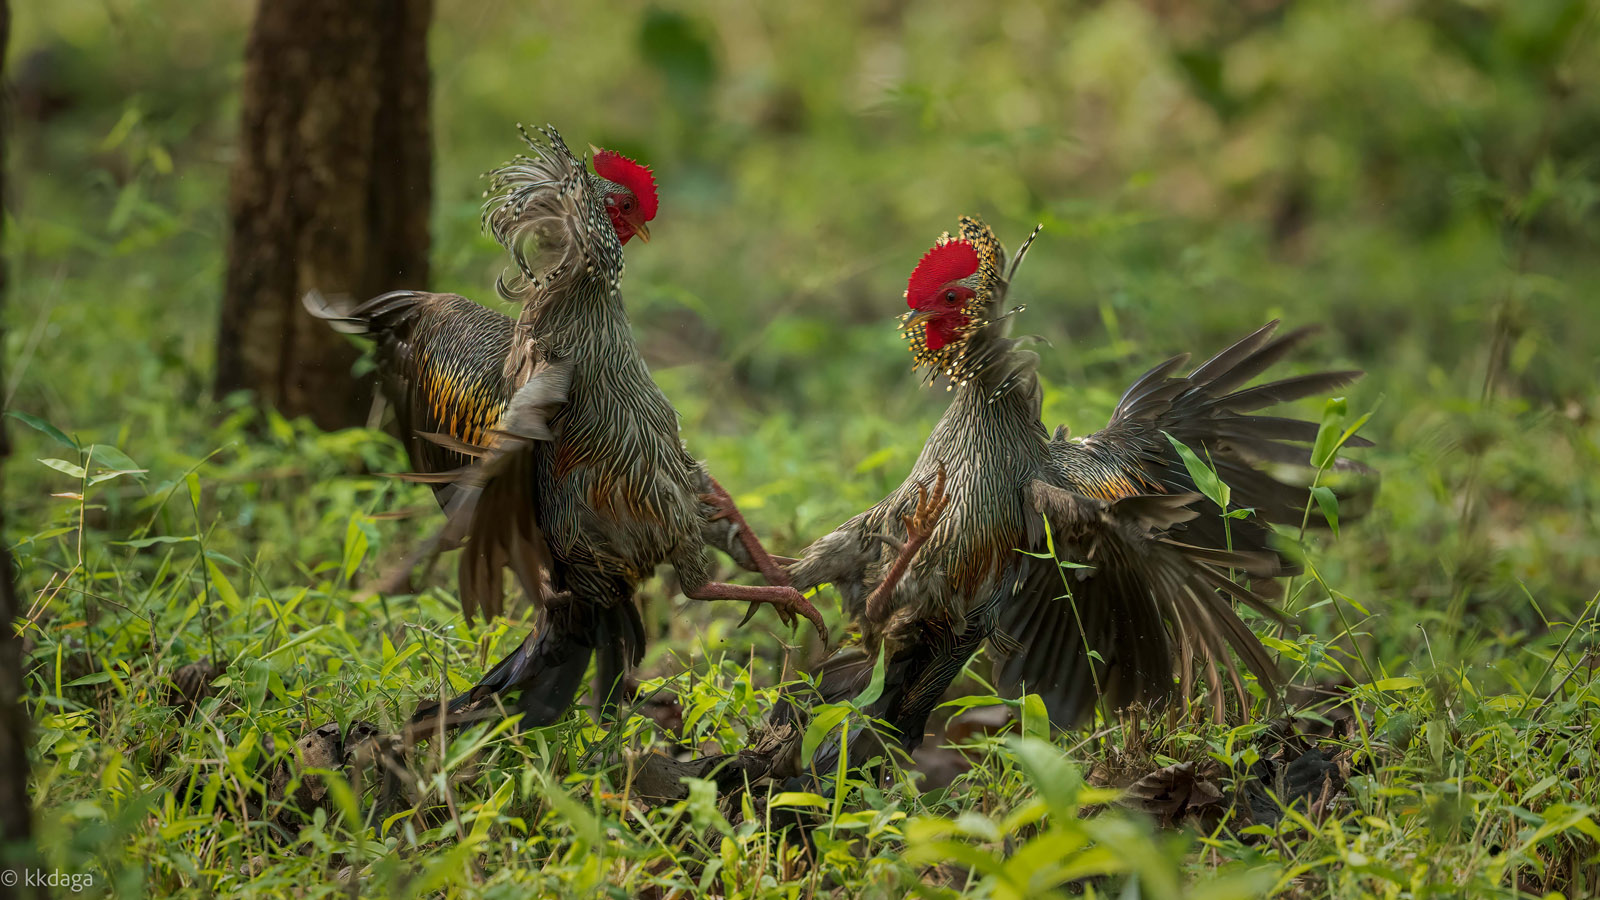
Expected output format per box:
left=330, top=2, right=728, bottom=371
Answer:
left=990, top=480, right=1285, bottom=728
left=1057, top=321, right=1372, bottom=564
left=303, top=289, right=516, bottom=501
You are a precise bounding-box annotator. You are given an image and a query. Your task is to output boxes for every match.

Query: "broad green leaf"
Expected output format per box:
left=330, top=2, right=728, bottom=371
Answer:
left=901, top=838, right=1002, bottom=877
left=769, top=791, right=830, bottom=809
left=205, top=560, right=241, bottom=608
left=1021, top=692, right=1050, bottom=741
left=801, top=703, right=851, bottom=766
left=318, top=768, right=363, bottom=828
left=262, top=625, right=331, bottom=661
left=1338, top=411, right=1374, bottom=453
left=1187, top=867, right=1283, bottom=900
left=1311, top=397, right=1348, bottom=470
left=1164, top=433, right=1229, bottom=510
left=1309, top=485, right=1340, bottom=538
left=935, top=694, right=1007, bottom=714
left=7, top=411, right=76, bottom=450
left=532, top=771, right=602, bottom=848
left=465, top=776, right=516, bottom=842
left=341, top=513, right=370, bottom=582
left=85, top=443, right=140, bottom=471
left=854, top=645, right=888, bottom=708
left=38, top=458, right=87, bottom=480
left=1007, top=736, right=1081, bottom=816
left=378, top=641, right=423, bottom=681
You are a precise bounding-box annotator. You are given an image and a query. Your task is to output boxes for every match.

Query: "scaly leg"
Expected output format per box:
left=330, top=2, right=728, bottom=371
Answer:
left=699, top=476, right=794, bottom=587
left=699, top=476, right=823, bottom=631
left=865, top=464, right=950, bottom=625
left=682, top=580, right=828, bottom=641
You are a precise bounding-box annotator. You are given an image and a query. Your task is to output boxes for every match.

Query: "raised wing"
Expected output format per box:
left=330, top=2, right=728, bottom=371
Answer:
left=991, top=481, right=1287, bottom=727
left=1058, top=321, right=1370, bottom=560
left=482, top=125, right=624, bottom=309
left=303, top=289, right=513, bottom=501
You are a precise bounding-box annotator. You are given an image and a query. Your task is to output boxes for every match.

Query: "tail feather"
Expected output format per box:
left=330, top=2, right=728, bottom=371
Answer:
left=301, top=290, right=370, bottom=334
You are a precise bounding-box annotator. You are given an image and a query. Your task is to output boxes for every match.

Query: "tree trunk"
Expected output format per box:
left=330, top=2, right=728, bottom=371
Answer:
left=216, top=0, right=433, bottom=431
left=1, top=3, right=45, bottom=895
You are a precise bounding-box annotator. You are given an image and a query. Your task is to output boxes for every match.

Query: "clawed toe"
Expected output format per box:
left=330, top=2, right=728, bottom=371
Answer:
left=728, top=588, right=826, bottom=642
left=900, top=464, right=950, bottom=544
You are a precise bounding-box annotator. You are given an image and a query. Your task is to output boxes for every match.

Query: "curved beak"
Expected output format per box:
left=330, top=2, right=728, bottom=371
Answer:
left=632, top=219, right=651, bottom=243
left=902, top=309, right=937, bottom=330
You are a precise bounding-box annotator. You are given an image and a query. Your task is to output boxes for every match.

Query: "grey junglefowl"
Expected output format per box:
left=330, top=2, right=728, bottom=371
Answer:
left=309, top=127, right=845, bottom=730
left=303, top=145, right=768, bottom=579
left=373, top=126, right=878, bottom=733
left=778, top=216, right=1369, bottom=778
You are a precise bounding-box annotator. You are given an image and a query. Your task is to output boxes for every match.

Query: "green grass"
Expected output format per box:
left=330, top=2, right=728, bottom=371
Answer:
left=7, top=0, right=1600, bottom=896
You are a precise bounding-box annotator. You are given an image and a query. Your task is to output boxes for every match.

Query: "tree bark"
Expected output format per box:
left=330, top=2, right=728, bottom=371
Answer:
left=1, top=4, right=45, bottom=895
left=216, top=0, right=433, bottom=430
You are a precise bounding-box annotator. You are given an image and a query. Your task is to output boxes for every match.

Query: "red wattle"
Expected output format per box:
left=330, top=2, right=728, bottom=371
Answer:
left=924, top=315, right=966, bottom=351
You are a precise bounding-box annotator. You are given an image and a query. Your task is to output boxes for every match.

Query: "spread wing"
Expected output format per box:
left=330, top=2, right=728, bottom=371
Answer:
left=481, top=125, right=623, bottom=309
left=991, top=481, right=1287, bottom=727
left=1058, top=320, right=1370, bottom=562
left=303, top=290, right=514, bottom=503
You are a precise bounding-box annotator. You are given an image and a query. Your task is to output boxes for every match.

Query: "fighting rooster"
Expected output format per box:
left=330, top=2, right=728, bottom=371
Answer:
left=778, top=216, right=1368, bottom=776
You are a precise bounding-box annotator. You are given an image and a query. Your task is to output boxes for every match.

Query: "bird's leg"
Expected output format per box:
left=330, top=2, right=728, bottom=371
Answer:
left=681, top=580, right=828, bottom=641
left=698, top=476, right=794, bottom=587
left=865, top=464, right=951, bottom=625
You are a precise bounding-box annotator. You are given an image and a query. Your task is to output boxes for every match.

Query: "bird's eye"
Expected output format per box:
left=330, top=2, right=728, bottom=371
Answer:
left=944, top=290, right=958, bottom=303
left=620, top=197, right=635, bottom=213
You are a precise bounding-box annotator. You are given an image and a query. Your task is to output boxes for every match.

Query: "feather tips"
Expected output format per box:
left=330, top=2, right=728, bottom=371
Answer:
left=482, top=124, right=624, bottom=311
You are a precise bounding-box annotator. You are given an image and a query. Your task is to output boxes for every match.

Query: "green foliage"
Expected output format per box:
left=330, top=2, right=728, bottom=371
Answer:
left=8, top=0, right=1600, bottom=896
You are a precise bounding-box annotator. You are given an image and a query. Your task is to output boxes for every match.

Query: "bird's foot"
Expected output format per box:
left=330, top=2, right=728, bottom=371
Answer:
left=742, top=586, right=828, bottom=639
left=688, top=581, right=828, bottom=641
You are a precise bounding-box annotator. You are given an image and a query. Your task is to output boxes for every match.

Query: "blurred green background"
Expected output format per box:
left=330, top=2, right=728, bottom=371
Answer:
left=8, top=0, right=1599, bottom=675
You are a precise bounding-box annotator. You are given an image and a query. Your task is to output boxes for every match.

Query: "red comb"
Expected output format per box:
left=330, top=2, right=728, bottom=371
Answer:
left=592, top=149, right=659, bottom=221
left=906, top=240, right=979, bottom=308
